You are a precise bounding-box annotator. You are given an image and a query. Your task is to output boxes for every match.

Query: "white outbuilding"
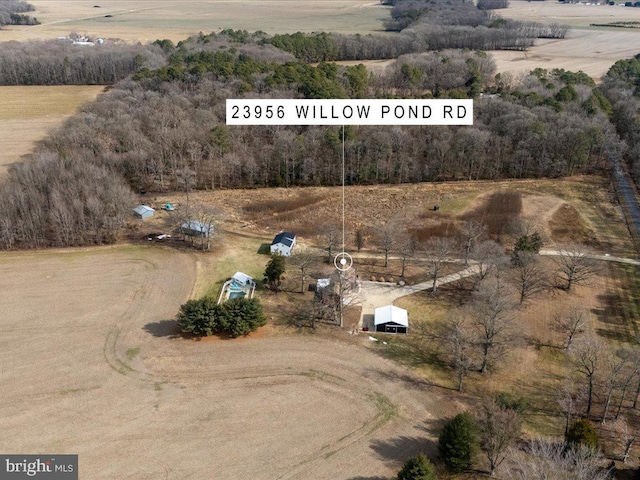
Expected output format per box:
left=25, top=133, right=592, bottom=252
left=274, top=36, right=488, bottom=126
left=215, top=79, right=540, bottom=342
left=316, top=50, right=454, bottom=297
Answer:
left=374, top=305, right=408, bottom=334
left=133, top=205, right=155, bottom=219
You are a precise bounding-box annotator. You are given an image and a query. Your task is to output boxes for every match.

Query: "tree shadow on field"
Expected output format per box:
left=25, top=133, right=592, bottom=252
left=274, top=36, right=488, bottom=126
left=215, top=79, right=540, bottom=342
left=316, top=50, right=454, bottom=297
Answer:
left=144, top=320, right=180, bottom=338
left=369, top=434, right=438, bottom=468
left=345, top=477, right=389, bottom=480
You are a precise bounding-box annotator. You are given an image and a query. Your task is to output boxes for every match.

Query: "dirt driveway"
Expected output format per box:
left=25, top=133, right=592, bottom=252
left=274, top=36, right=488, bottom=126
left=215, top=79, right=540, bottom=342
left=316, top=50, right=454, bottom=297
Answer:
left=0, top=244, right=456, bottom=479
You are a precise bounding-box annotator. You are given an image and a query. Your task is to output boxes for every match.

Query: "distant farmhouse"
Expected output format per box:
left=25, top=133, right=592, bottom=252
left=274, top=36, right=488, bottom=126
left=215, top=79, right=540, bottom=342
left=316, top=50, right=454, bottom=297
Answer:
left=181, top=220, right=213, bottom=237
left=374, top=305, right=408, bottom=334
left=270, top=231, right=296, bottom=256
left=133, top=205, right=154, bottom=219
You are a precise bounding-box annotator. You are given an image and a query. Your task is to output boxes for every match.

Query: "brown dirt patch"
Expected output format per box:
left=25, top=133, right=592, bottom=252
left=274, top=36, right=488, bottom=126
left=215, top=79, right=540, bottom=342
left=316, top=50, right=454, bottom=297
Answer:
left=549, top=203, right=600, bottom=247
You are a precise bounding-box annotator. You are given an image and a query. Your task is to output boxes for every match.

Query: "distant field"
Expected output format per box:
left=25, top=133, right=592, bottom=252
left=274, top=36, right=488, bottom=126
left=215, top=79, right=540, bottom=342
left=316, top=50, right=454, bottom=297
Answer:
left=0, top=85, right=105, bottom=174
left=0, top=0, right=390, bottom=43
left=492, top=0, right=640, bottom=80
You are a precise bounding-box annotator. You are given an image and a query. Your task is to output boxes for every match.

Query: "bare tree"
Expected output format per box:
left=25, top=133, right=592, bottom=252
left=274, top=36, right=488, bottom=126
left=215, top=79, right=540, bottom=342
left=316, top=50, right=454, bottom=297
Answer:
left=289, top=250, right=317, bottom=294
left=424, top=236, right=455, bottom=292
left=471, top=274, right=517, bottom=373
left=459, top=220, right=487, bottom=266
left=478, top=400, right=522, bottom=477
left=355, top=228, right=365, bottom=252
left=321, top=224, right=341, bottom=262
left=433, top=314, right=475, bottom=391
left=554, top=307, right=586, bottom=349
left=612, top=417, right=636, bottom=463
left=470, top=240, right=507, bottom=281
left=508, top=438, right=611, bottom=480
left=599, top=348, right=636, bottom=424
left=377, top=225, right=396, bottom=268
left=397, top=234, right=416, bottom=280
left=511, top=252, right=548, bottom=304
left=571, top=336, right=607, bottom=418
left=554, top=246, right=598, bottom=291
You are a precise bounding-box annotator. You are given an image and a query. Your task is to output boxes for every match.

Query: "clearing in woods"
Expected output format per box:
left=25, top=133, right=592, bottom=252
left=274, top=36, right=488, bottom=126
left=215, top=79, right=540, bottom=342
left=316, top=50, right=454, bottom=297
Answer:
left=0, top=244, right=453, bottom=479
left=0, top=85, right=105, bottom=174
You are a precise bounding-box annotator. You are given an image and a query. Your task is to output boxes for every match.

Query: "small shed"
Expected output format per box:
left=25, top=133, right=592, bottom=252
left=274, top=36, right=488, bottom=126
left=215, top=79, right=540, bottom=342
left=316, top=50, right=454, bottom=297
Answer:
left=232, top=272, right=255, bottom=287
left=133, top=205, right=155, bottom=219
left=181, top=221, right=213, bottom=238
left=270, top=231, right=296, bottom=256
left=374, top=305, right=408, bottom=334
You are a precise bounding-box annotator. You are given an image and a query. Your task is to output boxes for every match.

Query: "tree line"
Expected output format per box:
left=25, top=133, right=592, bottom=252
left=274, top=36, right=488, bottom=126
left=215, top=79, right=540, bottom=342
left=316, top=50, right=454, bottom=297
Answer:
left=0, top=0, right=38, bottom=28
left=601, top=54, right=640, bottom=184
left=0, top=153, right=135, bottom=249
left=0, top=40, right=166, bottom=85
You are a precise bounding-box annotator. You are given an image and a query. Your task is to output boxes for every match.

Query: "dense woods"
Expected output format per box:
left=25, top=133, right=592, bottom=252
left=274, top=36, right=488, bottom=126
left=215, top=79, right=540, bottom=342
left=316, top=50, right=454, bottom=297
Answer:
left=0, top=40, right=166, bottom=85
left=602, top=54, right=640, bottom=183
left=0, top=0, right=38, bottom=28
left=0, top=29, right=624, bottom=249
left=0, top=153, right=135, bottom=248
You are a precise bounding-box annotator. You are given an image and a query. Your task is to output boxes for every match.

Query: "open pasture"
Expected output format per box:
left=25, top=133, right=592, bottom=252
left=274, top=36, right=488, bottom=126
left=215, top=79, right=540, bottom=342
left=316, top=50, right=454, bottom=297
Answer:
left=0, top=85, right=105, bottom=174
left=492, top=0, right=640, bottom=80
left=0, top=0, right=390, bottom=43
left=0, top=244, right=448, bottom=479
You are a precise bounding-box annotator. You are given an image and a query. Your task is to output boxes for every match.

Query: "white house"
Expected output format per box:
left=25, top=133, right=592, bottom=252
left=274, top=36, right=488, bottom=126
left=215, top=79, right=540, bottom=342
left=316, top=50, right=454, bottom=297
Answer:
left=133, top=205, right=155, bottom=219
left=270, top=232, right=296, bottom=256
left=374, top=305, right=408, bottom=334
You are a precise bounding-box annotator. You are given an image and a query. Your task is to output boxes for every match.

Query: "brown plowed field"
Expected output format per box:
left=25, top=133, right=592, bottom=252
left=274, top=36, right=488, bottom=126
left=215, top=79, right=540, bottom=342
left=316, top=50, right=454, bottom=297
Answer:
left=0, top=244, right=455, bottom=479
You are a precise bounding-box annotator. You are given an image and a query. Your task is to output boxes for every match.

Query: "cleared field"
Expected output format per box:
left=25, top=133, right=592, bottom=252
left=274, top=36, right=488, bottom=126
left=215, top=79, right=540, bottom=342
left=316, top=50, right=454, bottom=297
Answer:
left=0, top=85, right=105, bottom=174
left=0, top=0, right=390, bottom=43
left=492, top=0, right=640, bottom=80
left=173, top=175, right=635, bottom=256
left=0, top=244, right=449, bottom=479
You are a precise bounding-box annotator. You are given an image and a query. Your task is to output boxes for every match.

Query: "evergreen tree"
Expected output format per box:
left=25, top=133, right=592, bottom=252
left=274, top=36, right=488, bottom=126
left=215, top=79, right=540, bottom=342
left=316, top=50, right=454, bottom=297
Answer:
left=217, top=298, right=267, bottom=337
left=176, top=297, right=218, bottom=336
left=265, top=254, right=286, bottom=291
left=438, top=412, right=479, bottom=472
left=397, top=454, right=436, bottom=480
left=566, top=419, right=598, bottom=451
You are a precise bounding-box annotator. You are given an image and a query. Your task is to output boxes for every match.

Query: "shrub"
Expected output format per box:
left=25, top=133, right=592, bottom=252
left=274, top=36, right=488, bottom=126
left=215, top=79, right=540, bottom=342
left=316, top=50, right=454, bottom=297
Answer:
left=566, top=419, right=598, bottom=451
left=177, top=297, right=266, bottom=338
left=176, top=297, right=218, bottom=336
left=397, top=453, right=436, bottom=480
left=495, top=392, right=528, bottom=414
left=217, top=297, right=267, bottom=337
left=438, top=412, right=479, bottom=472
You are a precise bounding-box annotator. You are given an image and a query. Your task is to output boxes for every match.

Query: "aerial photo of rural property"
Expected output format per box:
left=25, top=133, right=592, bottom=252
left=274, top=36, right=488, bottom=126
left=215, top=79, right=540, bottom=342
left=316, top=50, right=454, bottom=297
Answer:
left=3, top=0, right=640, bottom=478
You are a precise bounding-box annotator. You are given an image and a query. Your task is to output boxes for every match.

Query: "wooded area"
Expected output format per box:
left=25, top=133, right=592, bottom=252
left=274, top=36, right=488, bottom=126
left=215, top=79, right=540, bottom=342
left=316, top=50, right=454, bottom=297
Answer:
left=0, top=0, right=38, bottom=28
left=0, top=28, right=625, bottom=249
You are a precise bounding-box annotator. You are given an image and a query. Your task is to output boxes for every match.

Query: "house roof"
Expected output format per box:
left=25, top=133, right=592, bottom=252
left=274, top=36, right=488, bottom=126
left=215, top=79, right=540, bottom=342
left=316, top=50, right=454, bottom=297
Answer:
left=272, top=231, right=296, bottom=247
left=374, top=305, right=408, bottom=327
left=181, top=221, right=212, bottom=234
left=232, top=272, right=254, bottom=285
left=134, top=205, right=155, bottom=215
